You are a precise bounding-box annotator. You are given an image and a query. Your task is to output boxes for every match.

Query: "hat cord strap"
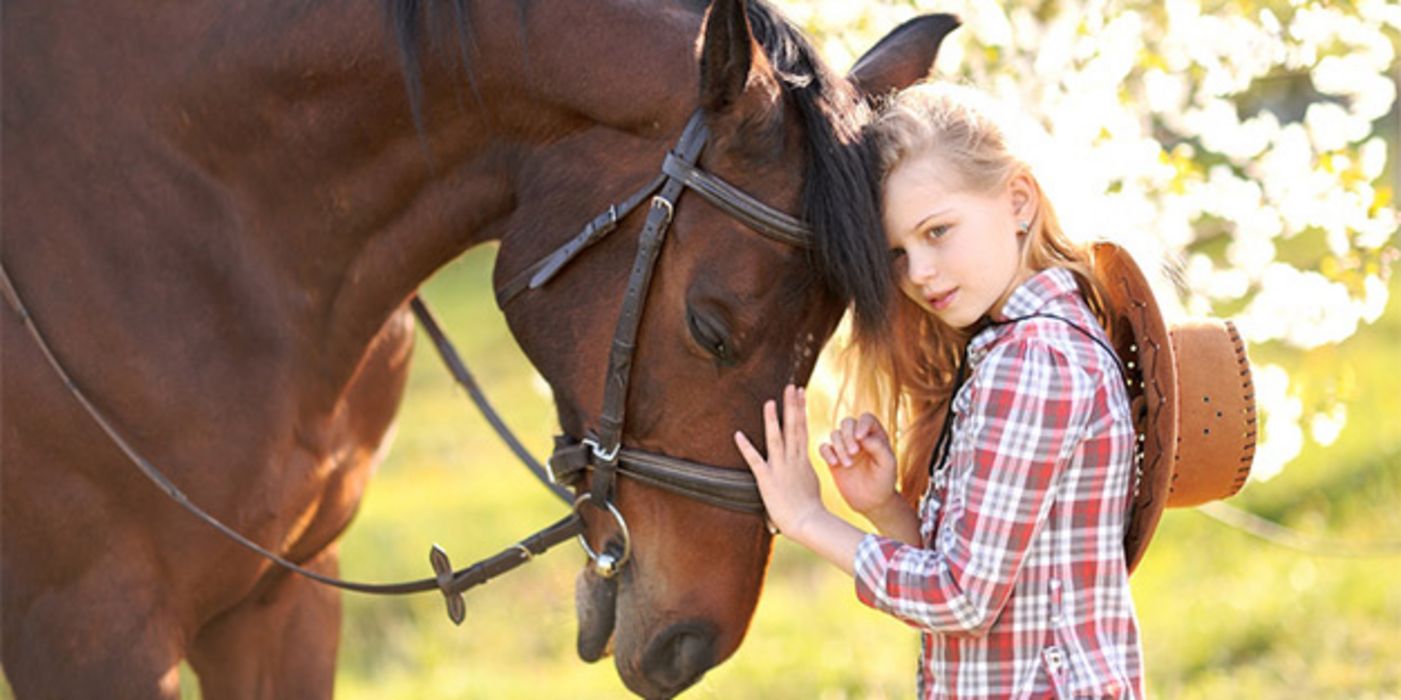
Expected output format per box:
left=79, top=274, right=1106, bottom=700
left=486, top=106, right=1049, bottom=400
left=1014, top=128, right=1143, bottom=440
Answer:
left=996, top=312, right=1130, bottom=383
left=928, top=312, right=1128, bottom=482
left=927, top=346, right=969, bottom=482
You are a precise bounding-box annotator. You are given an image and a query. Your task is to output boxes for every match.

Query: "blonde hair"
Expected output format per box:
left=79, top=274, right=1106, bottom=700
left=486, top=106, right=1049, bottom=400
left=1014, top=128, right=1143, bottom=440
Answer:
left=849, top=82, right=1114, bottom=504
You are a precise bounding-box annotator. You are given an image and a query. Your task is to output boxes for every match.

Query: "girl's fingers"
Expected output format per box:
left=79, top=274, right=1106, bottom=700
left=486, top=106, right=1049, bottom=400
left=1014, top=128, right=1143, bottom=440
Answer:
left=840, top=417, right=858, bottom=456
left=788, top=386, right=808, bottom=459
left=857, top=417, right=885, bottom=449
left=818, top=442, right=839, bottom=467
left=863, top=412, right=889, bottom=441
left=859, top=433, right=888, bottom=457
left=733, top=431, right=765, bottom=473
left=855, top=413, right=876, bottom=441
left=763, top=399, right=784, bottom=466
left=782, top=385, right=799, bottom=450
left=797, top=387, right=808, bottom=446
left=854, top=413, right=891, bottom=459
left=829, top=430, right=851, bottom=466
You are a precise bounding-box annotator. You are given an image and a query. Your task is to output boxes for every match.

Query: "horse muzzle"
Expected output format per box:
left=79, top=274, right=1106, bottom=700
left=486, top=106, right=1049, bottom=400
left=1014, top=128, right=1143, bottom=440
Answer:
left=576, top=564, right=722, bottom=699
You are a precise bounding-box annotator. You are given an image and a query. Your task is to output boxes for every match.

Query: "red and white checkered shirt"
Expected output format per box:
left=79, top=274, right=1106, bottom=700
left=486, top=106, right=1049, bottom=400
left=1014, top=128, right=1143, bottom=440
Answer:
left=854, top=268, right=1144, bottom=699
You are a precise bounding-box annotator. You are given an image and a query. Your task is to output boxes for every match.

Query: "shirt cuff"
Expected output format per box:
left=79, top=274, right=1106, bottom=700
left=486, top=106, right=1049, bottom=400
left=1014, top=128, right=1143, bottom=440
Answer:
left=853, top=532, right=899, bottom=610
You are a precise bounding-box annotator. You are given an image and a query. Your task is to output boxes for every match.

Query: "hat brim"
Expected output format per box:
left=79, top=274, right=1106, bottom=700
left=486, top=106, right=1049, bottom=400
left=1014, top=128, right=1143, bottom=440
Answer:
left=1091, top=243, right=1179, bottom=574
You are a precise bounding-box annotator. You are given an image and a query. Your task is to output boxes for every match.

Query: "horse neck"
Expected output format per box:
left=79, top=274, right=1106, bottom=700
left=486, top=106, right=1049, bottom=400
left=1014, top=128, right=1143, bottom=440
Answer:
left=168, top=0, right=703, bottom=391
left=150, top=7, right=475, bottom=378
left=297, top=0, right=709, bottom=362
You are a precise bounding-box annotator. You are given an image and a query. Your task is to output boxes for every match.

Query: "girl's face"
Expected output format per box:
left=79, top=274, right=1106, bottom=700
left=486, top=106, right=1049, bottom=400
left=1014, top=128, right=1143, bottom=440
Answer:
left=882, top=152, right=1034, bottom=329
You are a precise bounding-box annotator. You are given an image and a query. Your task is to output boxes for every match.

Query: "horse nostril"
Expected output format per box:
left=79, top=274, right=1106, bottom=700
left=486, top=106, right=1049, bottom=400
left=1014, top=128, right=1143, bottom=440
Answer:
left=640, top=622, right=717, bottom=694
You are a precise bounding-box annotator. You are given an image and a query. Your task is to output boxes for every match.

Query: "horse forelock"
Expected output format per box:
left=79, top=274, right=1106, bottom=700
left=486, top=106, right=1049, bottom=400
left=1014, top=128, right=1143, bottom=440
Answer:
left=746, top=1, right=891, bottom=339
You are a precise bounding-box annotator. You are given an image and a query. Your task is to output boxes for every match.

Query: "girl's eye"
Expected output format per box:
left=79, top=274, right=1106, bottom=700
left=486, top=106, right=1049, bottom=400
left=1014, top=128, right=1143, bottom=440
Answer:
left=924, top=225, right=950, bottom=241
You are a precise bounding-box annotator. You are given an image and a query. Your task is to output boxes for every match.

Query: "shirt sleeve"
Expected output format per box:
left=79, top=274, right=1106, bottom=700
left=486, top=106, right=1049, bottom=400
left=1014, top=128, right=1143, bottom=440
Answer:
left=853, top=337, right=1094, bottom=636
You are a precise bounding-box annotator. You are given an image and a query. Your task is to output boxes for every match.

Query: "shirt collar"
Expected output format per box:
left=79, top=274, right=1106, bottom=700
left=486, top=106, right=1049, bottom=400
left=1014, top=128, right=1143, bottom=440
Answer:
left=967, top=267, right=1081, bottom=363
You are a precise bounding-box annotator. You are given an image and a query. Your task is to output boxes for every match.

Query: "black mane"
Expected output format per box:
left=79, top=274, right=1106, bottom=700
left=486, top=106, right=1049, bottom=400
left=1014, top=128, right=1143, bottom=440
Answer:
left=385, top=0, right=890, bottom=334
left=385, top=0, right=490, bottom=130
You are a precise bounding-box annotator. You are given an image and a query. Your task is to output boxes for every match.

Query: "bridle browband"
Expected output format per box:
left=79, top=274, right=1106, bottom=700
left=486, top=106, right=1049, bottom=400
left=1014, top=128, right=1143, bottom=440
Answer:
left=2, top=109, right=814, bottom=624
left=495, top=113, right=810, bottom=308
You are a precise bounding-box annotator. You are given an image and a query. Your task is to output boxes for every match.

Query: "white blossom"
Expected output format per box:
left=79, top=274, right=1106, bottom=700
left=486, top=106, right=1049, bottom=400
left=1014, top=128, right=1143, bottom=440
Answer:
left=1239, top=265, right=1364, bottom=348
left=1361, top=274, right=1391, bottom=324
left=1309, top=404, right=1348, bottom=448
left=1251, top=364, right=1301, bottom=482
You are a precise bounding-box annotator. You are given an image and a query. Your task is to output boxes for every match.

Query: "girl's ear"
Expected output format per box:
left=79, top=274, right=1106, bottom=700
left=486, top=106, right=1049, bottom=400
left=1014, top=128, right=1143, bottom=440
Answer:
left=1008, top=171, right=1039, bottom=223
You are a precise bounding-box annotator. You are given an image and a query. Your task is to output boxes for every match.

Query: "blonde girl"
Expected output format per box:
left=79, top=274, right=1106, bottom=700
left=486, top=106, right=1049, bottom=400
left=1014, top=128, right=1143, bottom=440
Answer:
left=735, top=83, right=1144, bottom=698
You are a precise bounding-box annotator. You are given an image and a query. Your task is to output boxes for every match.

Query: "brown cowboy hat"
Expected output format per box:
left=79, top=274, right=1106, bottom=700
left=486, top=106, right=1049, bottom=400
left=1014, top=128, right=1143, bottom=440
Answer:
left=1090, top=242, right=1257, bottom=573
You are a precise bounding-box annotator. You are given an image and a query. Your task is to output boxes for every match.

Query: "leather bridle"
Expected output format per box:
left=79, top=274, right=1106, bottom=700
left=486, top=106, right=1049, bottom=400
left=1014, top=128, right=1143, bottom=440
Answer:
left=494, top=110, right=810, bottom=577
left=1, top=109, right=817, bottom=625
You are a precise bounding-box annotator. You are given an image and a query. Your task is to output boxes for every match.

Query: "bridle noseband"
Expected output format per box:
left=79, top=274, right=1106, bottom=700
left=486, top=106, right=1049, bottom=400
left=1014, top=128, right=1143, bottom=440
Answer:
left=1, top=109, right=815, bottom=625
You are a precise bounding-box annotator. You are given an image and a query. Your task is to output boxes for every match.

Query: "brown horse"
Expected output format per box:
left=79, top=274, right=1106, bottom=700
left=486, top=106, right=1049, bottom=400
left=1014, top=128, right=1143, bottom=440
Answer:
left=1, top=1, right=954, bottom=697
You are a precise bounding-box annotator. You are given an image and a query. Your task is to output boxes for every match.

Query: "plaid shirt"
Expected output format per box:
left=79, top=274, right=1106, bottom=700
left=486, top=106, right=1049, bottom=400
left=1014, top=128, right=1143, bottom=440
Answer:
left=854, top=268, right=1144, bottom=699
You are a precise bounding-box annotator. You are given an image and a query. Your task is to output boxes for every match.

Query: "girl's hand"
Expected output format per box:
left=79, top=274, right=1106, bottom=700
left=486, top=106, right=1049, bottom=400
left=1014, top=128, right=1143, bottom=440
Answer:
left=819, top=412, right=900, bottom=517
left=733, top=385, right=826, bottom=538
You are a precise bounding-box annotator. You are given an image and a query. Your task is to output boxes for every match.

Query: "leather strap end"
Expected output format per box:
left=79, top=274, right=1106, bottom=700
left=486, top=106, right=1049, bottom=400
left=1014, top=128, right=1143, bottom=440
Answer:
left=429, top=545, right=467, bottom=625
left=547, top=438, right=590, bottom=486
left=529, top=249, right=573, bottom=290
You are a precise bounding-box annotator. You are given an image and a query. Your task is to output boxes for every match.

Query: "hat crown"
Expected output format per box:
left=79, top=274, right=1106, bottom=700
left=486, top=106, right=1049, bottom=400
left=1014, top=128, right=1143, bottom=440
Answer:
left=1168, top=321, right=1256, bottom=507
left=1090, top=243, right=1257, bottom=573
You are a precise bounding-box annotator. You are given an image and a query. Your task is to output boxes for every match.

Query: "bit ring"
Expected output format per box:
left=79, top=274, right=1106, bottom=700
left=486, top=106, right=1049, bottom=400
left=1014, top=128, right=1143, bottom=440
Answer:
left=572, top=493, right=632, bottom=578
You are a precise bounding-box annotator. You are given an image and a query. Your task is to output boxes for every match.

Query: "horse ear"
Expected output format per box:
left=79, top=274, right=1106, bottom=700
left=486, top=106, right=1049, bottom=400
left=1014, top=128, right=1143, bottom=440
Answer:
left=848, top=14, right=961, bottom=104
left=698, top=0, right=769, bottom=114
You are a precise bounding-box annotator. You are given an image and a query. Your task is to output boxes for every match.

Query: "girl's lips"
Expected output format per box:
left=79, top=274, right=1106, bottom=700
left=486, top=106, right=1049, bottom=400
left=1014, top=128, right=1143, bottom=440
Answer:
left=928, top=288, right=958, bottom=311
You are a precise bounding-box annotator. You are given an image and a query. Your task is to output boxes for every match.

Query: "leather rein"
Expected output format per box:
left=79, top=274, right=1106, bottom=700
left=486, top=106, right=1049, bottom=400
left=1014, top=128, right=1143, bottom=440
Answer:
left=1, top=110, right=813, bottom=625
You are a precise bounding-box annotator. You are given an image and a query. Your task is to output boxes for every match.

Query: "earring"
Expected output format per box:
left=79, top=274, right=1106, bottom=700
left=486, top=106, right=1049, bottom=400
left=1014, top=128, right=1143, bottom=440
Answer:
left=1017, top=220, right=1030, bottom=235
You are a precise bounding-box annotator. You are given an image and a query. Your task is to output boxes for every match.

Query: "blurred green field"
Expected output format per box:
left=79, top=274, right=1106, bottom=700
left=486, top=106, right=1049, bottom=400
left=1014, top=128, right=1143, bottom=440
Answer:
left=318, top=243, right=1400, bottom=699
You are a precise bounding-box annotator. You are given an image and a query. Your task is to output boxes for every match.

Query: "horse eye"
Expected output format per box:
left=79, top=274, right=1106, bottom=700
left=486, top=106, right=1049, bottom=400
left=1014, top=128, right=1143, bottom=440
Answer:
left=687, top=308, right=736, bottom=365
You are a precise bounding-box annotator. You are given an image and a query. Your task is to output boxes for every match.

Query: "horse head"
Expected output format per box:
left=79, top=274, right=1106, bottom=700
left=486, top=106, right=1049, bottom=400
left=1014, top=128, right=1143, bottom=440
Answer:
left=459, top=2, right=959, bottom=695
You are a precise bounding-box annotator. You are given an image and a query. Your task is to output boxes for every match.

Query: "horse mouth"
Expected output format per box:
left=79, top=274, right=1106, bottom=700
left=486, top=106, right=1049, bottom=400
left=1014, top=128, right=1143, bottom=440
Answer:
left=576, top=565, right=721, bottom=698
left=575, top=566, right=618, bottom=662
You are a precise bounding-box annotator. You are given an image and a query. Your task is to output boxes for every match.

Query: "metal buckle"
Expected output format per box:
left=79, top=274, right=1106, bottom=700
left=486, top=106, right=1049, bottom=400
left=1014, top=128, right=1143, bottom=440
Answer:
left=650, top=195, right=675, bottom=225
left=582, top=437, right=620, bottom=464
left=545, top=455, right=562, bottom=484
left=573, top=493, right=632, bottom=578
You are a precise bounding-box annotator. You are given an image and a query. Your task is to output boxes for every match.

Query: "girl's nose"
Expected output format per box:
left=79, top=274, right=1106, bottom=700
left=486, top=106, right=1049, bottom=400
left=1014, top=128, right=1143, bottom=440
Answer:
left=905, top=248, right=938, bottom=286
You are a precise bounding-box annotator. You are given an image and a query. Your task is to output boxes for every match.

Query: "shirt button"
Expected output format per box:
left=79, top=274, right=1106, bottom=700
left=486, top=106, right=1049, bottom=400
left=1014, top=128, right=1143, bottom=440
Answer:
left=1049, top=579, right=1061, bottom=590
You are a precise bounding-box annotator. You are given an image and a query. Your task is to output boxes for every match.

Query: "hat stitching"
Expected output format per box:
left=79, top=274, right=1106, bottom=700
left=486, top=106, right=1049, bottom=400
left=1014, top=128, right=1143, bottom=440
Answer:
left=1227, top=321, right=1256, bottom=495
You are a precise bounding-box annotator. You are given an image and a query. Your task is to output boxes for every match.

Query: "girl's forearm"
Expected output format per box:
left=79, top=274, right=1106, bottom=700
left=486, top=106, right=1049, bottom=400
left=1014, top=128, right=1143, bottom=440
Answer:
left=863, top=496, right=922, bottom=546
left=785, top=509, right=868, bottom=577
